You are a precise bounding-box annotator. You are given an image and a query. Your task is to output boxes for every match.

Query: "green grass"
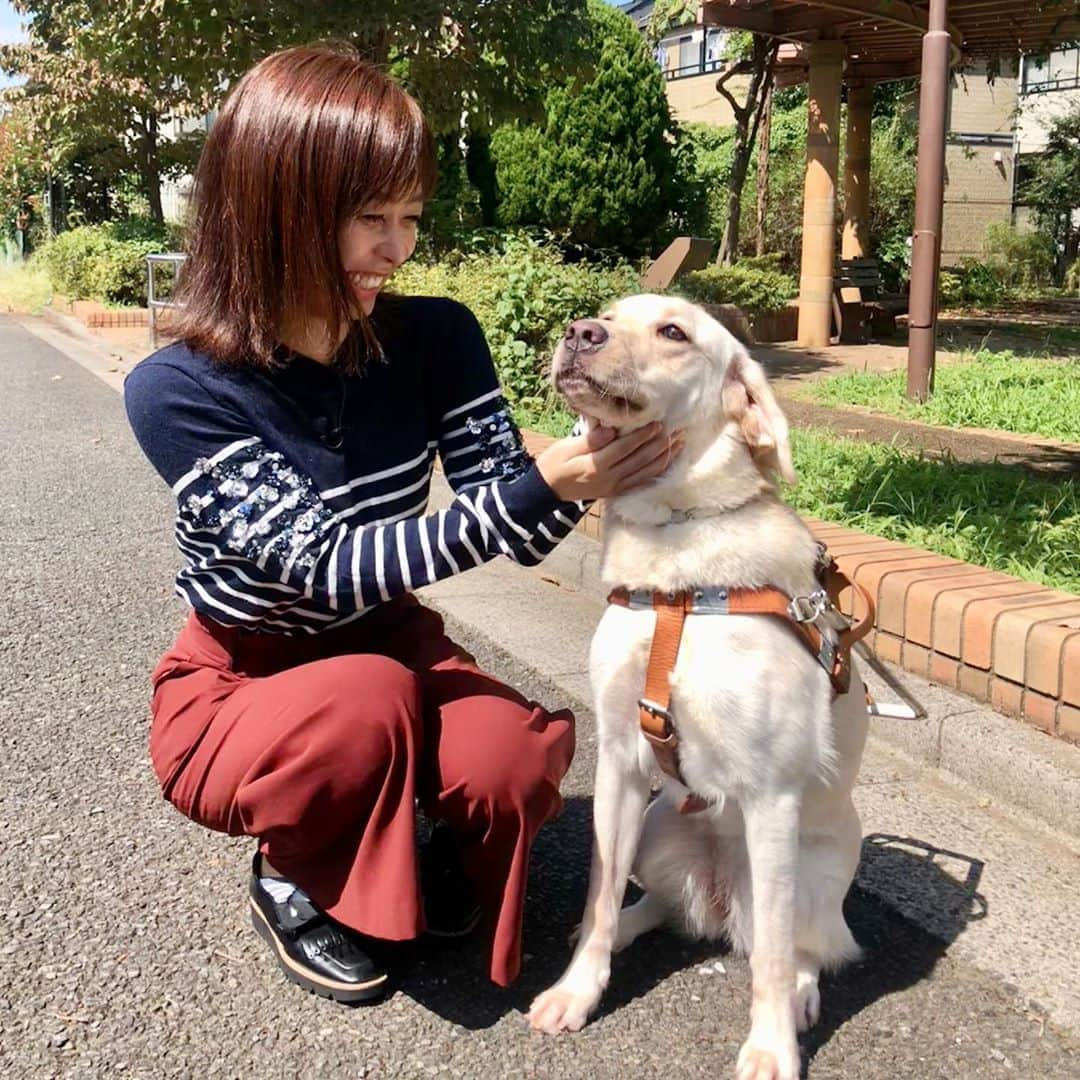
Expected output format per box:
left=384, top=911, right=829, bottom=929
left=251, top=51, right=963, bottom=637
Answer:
left=0, top=262, right=52, bottom=315
left=803, top=350, right=1080, bottom=442
left=785, top=429, right=1079, bottom=593
left=513, top=402, right=1079, bottom=593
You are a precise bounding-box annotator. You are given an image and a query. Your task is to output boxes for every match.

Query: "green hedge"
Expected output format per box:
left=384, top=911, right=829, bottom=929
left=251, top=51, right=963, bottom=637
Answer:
left=392, top=233, right=640, bottom=408
left=677, top=260, right=797, bottom=314
left=34, top=218, right=179, bottom=307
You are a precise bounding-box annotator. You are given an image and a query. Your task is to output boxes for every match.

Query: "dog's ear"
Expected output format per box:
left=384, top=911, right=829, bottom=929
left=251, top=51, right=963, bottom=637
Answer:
left=720, top=349, right=796, bottom=485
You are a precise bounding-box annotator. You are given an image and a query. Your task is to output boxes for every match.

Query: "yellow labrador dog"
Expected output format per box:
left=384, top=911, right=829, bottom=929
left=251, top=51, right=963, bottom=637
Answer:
left=527, top=296, right=868, bottom=1080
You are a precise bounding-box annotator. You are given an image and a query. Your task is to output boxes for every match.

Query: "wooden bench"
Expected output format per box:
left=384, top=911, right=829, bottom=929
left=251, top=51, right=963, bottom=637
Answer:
left=832, top=257, right=881, bottom=344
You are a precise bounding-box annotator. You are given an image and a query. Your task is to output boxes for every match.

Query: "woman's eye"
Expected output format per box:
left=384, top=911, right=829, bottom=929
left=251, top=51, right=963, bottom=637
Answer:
left=360, top=214, right=383, bottom=225
left=660, top=324, right=687, bottom=342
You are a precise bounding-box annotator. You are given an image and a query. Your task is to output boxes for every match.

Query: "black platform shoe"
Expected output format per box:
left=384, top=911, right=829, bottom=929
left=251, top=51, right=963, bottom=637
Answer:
left=419, top=822, right=482, bottom=940
left=249, top=855, right=388, bottom=1004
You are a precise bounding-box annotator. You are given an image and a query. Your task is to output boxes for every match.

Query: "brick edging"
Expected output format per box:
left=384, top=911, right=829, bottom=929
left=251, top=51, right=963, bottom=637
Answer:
left=519, top=429, right=1079, bottom=744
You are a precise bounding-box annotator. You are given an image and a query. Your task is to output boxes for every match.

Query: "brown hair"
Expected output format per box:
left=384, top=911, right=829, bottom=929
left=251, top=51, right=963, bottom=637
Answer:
left=170, top=43, right=437, bottom=369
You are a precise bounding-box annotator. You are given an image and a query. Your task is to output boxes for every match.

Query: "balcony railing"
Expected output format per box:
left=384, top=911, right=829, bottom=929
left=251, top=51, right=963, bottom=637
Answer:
left=662, top=57, right=724, bottom=81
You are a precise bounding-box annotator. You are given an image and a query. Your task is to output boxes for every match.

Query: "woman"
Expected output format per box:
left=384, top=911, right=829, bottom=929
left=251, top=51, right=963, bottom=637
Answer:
left=124, top=43, right=680, bottom=1005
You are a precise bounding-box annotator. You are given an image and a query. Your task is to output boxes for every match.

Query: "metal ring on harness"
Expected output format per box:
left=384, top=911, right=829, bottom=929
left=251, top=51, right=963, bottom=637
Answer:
left=787, top=589, right=829, bottom=624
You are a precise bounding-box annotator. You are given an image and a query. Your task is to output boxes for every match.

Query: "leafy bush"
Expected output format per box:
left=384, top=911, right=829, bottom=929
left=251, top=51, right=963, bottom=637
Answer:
left=34, top=218, right=178, bottom=306
left=392, top=233, right=640, bottom=408
left=677, top=262, right=796, bottom=314
left=982, top=222, right=1056, bottom=294
left=938, top=259, right=1005, bottom=307
left=1066, top=255, right=1080, bottom=295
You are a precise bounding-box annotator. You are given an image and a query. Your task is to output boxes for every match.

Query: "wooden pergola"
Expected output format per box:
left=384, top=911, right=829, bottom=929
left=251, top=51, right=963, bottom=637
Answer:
left=699, top=1, right=1080, bottom=398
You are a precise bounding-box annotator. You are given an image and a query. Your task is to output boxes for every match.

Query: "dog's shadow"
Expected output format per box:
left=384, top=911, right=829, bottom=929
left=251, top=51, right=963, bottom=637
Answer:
left=800, top=832, right=987, bottom=1073
left=396, top=816, right=986, bottom=1057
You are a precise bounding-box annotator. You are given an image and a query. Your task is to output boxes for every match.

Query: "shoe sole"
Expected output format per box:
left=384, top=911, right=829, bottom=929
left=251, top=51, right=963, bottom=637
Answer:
left=249, top=898, right=388, bottom=1004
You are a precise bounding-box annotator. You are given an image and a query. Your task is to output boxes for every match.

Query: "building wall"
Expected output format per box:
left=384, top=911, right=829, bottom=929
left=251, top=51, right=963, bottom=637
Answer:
left=664, top=71, right=744, bottom=127
left=1017, top=87, right=1080, bottom=154
left=940, top=62, right=1018, bottom=262
left=941, top=144, right=1015, bottom=263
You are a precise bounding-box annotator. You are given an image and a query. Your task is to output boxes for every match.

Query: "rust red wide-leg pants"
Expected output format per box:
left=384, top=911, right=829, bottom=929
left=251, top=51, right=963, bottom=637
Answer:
left=148, top=597, right=575, bottom=986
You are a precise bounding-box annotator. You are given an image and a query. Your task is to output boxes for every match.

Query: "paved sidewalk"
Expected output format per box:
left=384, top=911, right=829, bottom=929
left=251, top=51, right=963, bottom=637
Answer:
left=3, top=315, right=1079, bottom=1078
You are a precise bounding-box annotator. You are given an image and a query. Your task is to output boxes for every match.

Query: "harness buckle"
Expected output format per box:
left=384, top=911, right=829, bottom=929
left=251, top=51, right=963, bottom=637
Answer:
left=788, top=589, right=829, bottom=624
left=638, top=697, right=674, bottom=723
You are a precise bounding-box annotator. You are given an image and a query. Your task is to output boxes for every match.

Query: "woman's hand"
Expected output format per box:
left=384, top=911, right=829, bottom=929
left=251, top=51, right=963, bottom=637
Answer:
left=535, top=422, right=684, bottom=503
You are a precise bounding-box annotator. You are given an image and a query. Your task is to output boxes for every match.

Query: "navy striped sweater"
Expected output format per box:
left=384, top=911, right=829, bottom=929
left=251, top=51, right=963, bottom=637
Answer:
left=124, top=296, right=586, bottom=635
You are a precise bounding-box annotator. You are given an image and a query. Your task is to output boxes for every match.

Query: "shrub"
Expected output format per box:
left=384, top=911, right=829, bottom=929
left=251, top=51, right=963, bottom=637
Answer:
left=392, top=233, right=639, bottom=407
left=1066, top=255, right=1080, bottom=295
left=982, top=222, right=1056, bottom=293
left=677, top=262, right=797, bottom=314
left=937, top=258, right=1005, bottom=308
left=33, top=218, right=178, bottom=306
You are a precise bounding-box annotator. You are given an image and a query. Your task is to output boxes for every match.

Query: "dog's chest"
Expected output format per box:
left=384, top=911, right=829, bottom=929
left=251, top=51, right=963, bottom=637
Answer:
left=590, top=604, right=831, bottom=794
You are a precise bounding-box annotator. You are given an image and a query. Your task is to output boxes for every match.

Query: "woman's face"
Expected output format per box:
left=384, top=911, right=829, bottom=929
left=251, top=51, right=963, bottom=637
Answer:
left=339, top=195, right=423, bottom=315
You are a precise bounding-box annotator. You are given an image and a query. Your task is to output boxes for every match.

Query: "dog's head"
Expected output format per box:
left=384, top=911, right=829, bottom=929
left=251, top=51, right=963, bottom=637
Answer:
left=552, top=293, right=795, bottom=484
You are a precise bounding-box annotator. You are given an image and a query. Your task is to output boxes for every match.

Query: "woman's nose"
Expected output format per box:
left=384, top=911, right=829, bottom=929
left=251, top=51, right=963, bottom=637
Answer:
left=378, top=227, right=414, bottom=265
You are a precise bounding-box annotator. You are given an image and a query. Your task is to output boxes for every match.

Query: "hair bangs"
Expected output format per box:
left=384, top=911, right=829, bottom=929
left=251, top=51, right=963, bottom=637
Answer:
left=341, top=85, right=437, bottom=214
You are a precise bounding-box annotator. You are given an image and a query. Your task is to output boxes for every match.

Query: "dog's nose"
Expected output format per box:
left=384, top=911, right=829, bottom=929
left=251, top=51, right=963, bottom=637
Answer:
left=564, top=319, right=608, bottom=353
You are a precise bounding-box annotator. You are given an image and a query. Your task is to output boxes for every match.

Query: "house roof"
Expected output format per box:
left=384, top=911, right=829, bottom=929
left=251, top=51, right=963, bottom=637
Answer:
left=700, top=1, right=1080, bottom=82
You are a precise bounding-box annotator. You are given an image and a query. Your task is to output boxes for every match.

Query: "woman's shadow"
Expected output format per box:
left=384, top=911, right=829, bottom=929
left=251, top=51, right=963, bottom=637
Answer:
left=392, top=793, right=716, bottom=1028
left=395, top=808, right=987, bottom=1053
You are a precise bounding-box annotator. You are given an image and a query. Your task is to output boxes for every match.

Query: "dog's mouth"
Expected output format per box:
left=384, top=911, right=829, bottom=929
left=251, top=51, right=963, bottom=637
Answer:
left=555, top=363, right=643, bottom=414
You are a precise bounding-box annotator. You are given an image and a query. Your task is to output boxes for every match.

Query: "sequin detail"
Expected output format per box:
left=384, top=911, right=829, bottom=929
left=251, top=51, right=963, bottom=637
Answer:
left=178, top=445, right=328, bottom=570
left=464, top=408, right=528, bottom=481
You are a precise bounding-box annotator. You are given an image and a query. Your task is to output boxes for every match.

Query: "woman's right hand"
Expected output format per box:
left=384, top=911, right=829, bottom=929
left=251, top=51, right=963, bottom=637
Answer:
left=535, top=422, right=684, bottom=503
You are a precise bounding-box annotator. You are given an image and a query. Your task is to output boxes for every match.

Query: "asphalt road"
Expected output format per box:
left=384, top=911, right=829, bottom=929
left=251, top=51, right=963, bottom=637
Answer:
left=1, top=317, right=1077, bottom=1079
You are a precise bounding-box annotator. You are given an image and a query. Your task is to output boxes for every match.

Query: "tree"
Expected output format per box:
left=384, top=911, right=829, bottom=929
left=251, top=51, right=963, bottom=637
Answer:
left=2, top=1, right=591, bottom=224
left=711, top=32, right=777, bottom=264
left=647, top=5, right=777, bottom=264
left=492, top=0, right=687, bottom=254
left=1021, top=101, right=1080, bottom=278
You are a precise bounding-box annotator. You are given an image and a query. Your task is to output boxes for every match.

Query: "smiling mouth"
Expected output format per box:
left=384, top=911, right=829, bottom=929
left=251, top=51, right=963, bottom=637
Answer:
left=555, top=367, right=642, bottom=413
left=347, top=271, right=389, bottom=292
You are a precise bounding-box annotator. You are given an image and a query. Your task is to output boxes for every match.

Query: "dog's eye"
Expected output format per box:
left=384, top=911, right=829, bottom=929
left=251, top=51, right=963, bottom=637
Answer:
left=659, top=324, right=688, bottom=342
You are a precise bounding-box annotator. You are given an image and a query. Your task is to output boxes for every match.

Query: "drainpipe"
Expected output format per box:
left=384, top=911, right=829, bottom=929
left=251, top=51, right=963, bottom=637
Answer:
left=906, top=0, right=951, bottom=402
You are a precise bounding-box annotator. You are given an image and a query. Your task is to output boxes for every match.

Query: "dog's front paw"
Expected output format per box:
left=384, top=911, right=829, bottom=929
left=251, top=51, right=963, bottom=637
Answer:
left=735, top=1037, right=800, bottom=1080
left=527, top=985, right=600, bottom=1035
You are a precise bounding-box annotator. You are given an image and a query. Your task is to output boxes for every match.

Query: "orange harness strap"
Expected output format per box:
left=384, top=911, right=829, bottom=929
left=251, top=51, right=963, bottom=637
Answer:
left=608, top=562, right=875, bottom=813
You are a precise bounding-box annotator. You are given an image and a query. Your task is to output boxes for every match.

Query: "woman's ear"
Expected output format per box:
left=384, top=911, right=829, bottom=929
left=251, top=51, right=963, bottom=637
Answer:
left=720, top=349, right=796, bottom=485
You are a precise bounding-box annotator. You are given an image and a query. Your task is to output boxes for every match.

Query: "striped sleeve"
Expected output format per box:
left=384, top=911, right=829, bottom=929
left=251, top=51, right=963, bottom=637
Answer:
left=125, top=360, right=569, bottom=631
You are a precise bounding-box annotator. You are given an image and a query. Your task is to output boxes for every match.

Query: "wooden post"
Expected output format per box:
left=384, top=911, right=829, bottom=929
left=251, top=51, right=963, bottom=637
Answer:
left=797, top=39, right=845, bottom=348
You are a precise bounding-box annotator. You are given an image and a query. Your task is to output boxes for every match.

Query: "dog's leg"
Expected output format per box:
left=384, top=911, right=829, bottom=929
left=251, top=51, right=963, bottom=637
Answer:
left=527, top=751, right=650, bottom=1034
left=735, top=793, right=801, bottom=1080
left=793, top=800, right=863, bottom=1032
left=794, top=950, right=821, bottom=1033
left=613, top=891, right=668, bottom=952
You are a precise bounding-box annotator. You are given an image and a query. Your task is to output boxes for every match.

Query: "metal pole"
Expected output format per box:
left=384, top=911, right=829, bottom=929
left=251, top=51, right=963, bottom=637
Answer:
left=906, top=0, right=950, bottom=402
